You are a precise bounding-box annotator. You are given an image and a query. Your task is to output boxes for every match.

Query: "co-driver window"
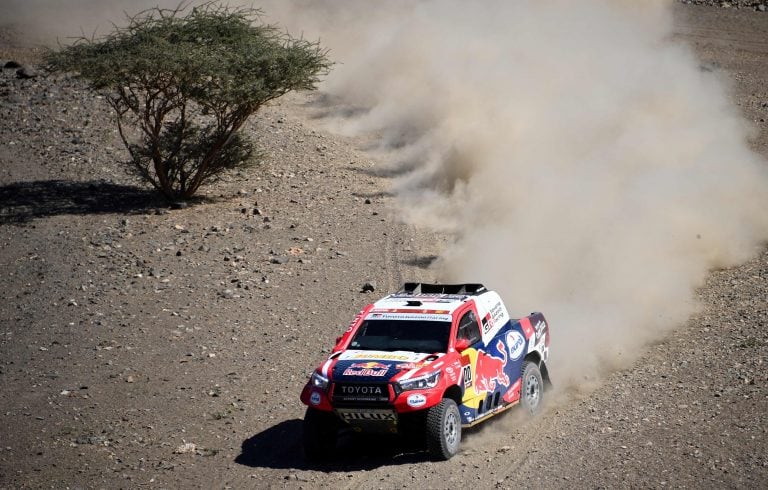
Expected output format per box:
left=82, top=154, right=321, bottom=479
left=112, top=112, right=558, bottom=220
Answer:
left=457, top=310, right=481, bottom=345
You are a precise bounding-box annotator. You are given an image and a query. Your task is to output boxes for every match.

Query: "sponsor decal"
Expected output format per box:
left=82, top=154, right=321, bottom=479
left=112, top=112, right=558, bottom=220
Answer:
left=489, top=302, right=504, bottom=324
left=534, top=320, right=547, bottom=338
left=309, top=391, right=321, bottom=406
left=348, top=352, right=413, bottom=361
left=407, top=393, right=427, bottom=408
left=506, top=331, right=526, bottom=361
left=519, top=317, right=535, bottom=339
left=339, top=385, right=384, bottom=395
left=343, top=362, right=389, bottom=377
left=395, top=361, right=429, bottom=370
left=482, top=315, right=492, bottom=334
left=370, top=312, right=453, bottom=322
left=339, top=350, right=430, bottom=363
left=474, top=340, right=510, bottom=394
left=337, top=409, right=396, bottom=421
left=502, top=379, right=522, bottom=403
left=346, top=309, right=366, bottom=332
left=446, top=367, right=457, bottom=383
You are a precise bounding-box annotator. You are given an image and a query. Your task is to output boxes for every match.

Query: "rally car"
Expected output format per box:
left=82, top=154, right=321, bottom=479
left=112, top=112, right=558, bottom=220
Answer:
left=299, top=283, right=551, bottom=460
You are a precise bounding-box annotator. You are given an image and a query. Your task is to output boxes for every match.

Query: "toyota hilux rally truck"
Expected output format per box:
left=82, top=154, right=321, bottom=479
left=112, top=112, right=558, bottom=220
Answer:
left=300, top=283, right=551, bottom=460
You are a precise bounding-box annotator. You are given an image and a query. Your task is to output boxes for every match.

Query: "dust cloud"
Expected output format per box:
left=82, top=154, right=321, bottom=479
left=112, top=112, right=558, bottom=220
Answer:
left=262, top=0, right=768, bottom=386
left=6, top=1, right=768, bottom=387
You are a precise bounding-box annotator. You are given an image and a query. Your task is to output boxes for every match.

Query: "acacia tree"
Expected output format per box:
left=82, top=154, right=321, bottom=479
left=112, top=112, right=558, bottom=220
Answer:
left=46, top=3, right=331, bottom=199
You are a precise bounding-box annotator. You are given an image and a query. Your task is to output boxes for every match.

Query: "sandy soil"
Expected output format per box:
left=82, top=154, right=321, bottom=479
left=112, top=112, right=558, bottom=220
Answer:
left=0, top=4, right=766, bottom=489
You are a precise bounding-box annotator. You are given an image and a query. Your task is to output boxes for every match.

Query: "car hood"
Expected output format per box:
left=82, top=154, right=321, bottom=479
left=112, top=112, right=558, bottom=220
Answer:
left=331, top=350, right=440, bottom=382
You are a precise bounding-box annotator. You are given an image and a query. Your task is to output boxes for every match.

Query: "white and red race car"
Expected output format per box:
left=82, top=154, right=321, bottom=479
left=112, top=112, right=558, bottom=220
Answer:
left=300, top=283, right=551, bottom=460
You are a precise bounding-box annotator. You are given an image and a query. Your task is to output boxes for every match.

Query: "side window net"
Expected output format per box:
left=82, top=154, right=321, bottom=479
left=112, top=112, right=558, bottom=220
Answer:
left=457, top=311, right=481, bottom=345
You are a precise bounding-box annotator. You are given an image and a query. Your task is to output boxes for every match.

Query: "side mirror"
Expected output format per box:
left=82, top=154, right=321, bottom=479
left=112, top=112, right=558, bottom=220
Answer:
left=335, top=336, right=342, bottom=345
left=455, top=338, right=470, bottom=352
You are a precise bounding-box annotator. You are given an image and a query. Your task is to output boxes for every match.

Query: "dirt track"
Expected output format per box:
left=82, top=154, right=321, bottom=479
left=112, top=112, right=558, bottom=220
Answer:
left=1, top=4, right=767, bottom=489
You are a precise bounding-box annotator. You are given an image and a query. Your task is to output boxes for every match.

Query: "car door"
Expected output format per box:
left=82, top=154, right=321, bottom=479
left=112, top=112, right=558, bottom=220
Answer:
left=455, top=308, right=484, bottom=410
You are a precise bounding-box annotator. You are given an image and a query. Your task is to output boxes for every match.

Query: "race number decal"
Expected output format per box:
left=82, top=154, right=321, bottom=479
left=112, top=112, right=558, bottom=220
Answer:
left=462, top=364, right=473, bottom=388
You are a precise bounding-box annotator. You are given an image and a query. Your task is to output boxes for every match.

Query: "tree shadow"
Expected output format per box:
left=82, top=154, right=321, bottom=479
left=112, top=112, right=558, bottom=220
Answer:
left=235, top=419, right=431, bottom=472
left=0, top=180, right=168, bottom=224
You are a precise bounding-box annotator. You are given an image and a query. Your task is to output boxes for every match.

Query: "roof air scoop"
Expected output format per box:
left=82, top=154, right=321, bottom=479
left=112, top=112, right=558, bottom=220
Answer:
left=406, top=300, right=423, bottom=307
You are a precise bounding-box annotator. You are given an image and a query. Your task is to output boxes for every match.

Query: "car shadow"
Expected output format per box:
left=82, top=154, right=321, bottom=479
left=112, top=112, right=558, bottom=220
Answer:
left=235, top=419, right=431, bottom=471
left=0, top=179, right=167, bottom=224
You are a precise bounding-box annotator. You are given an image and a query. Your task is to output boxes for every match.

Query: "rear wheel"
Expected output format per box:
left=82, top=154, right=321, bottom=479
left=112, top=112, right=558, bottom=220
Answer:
left=303, top=407, right=338, bottom=461
left=520, top=361, right=544, bottom=415
left=425, top=399, right=461, bottom=460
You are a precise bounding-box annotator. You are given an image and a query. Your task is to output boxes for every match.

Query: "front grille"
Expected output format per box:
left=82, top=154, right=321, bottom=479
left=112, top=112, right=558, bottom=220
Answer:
left=332, top=383, right=390, bottom=403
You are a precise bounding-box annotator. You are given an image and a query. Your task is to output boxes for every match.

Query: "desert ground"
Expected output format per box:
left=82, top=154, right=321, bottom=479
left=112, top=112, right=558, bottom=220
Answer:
left=1, top=3, right=767, bottom=489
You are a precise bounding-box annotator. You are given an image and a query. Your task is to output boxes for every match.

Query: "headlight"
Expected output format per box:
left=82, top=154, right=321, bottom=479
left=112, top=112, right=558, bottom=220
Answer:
left=310, top=371, right=329, bottom=390
left=397, top=371, right=441, bottom=391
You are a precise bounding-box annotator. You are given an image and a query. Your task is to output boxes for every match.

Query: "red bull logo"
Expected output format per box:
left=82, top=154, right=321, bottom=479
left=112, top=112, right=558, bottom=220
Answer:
left=474, top=339, right=510, bottom=395
left=343, top=361, right=389, bottom=377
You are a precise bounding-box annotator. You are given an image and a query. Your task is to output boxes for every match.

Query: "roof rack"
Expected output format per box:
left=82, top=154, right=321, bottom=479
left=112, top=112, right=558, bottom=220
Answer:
left=399, top=283, right=487, bottom=296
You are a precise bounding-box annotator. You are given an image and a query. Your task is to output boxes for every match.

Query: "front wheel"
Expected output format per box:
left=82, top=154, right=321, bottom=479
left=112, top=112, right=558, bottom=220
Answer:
left=425, top=399, right=461, bottom=460
left=520, top=361, right=544, bottom=415
left=302, top=407, right=338, bottom=461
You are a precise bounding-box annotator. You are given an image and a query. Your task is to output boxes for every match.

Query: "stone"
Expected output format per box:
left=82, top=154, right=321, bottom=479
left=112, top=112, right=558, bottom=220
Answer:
left=16, top=66, right=38, bottom=79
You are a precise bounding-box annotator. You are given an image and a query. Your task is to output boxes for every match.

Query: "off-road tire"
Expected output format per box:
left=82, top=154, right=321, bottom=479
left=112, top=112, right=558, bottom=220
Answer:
left=302, top=407, right=338, bottom=461
left=520, top=361, right=544, bottom=415
left=425, top=399, right=461, bottom=460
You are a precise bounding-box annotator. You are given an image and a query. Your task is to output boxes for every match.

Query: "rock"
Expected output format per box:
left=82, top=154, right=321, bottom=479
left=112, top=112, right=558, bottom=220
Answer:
left=220, top=289, right=235, bottom=299
left=361, top=281, right=377, bottom=293
left=174, top=442, right=197, bottom=454
left=270, top=256, right=289, bottom=265
left=4, top=60, right=21, bottom=69
left=16, top=66, right=38, bottom=79
left=76, top=435, right=106, bottom=445
left=170, top=201, right=188, bottom=210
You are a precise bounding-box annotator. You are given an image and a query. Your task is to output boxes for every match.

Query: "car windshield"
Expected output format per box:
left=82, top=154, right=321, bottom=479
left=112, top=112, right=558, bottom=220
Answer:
left=349, top=319, right=452, bottom=353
